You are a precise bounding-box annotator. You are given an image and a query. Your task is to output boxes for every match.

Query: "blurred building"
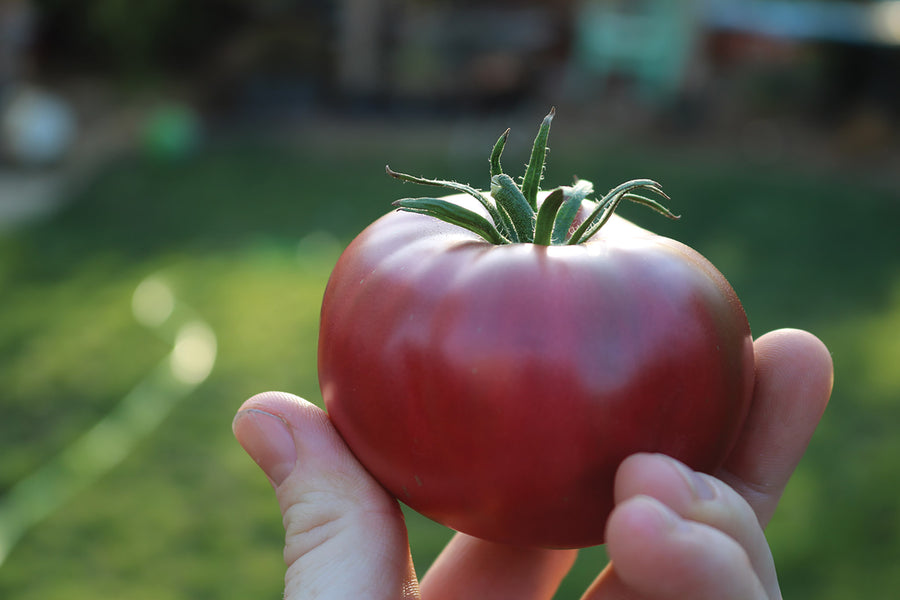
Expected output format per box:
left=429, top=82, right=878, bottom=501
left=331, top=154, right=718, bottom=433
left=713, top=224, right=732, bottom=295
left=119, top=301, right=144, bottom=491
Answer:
left=4, top=1, right=899, bottom=135
left=334, top=0, right=573, bottom=112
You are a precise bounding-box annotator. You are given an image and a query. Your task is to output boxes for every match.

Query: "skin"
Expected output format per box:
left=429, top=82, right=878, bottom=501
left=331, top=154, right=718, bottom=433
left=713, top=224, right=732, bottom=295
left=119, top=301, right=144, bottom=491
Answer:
left=233, top=328, right=833, bottom=599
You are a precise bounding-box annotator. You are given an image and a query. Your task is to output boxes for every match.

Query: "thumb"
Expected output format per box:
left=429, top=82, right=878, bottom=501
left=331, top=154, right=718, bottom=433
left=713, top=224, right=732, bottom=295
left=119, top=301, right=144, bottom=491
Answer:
left=233, top=392, right=420, bottom=600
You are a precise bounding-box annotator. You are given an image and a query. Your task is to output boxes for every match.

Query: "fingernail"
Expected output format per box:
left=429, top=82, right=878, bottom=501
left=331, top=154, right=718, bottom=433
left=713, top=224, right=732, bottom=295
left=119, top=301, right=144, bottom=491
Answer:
left=233, top=409, right=296, bottom=486
left=662, top=454, right=717, bottom=501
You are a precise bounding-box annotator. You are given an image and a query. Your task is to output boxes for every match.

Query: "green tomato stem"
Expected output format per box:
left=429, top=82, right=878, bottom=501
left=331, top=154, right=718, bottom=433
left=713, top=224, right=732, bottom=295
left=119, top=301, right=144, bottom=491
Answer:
left=388, top=110, right=678, bottom=246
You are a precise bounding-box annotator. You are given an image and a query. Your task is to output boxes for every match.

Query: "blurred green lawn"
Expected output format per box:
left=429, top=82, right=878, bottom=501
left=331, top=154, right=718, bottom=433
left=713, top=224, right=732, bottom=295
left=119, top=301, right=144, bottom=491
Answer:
left=1, top=123, right=899, bottom=599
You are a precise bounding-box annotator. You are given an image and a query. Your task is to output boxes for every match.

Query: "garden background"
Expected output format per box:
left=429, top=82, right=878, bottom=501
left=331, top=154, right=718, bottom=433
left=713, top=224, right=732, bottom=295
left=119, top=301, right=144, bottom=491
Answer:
left=2, top=1, right=899, bottom=598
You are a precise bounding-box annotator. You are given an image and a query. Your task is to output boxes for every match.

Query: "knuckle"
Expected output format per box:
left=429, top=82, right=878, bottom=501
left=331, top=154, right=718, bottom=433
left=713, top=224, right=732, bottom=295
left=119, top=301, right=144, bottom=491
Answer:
left=282, top=491, right=353, bottom=566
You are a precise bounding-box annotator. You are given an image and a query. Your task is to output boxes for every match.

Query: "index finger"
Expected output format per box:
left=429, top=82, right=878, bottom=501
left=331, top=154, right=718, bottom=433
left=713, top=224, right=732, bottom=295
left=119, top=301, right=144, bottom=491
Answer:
left=716, top=328, right=834, bottom=526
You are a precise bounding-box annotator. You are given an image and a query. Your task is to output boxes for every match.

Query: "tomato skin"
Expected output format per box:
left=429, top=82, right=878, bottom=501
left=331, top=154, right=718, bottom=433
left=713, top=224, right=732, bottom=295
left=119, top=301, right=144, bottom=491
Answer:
left=318, top=194, right=754, bottom=548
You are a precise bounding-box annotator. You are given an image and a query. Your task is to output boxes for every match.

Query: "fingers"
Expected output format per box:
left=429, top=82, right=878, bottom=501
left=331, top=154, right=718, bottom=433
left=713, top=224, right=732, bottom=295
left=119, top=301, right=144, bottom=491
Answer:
left=420, top=533, right=577, bottom=600
left=619, top=453, right=778, bottom=596
left=234, top=393, right=577, bottom=600
left=719, top=328, right=833, bottom=526
left=584, top=454, right=776, bottom=600
left=233, top=392, right=420, bottom=600
left=583, top=329, right=832, bottom=599
left=601, top=496, right=769, bottom=600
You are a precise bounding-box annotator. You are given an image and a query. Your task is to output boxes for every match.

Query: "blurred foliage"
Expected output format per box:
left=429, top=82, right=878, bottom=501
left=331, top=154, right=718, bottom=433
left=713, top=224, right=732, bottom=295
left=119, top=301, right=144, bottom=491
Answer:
left=32, top=0, right=333, bottom=91
left=0, top=124, right=899, bottom=598
left=35, top=0, right=234, bottom=79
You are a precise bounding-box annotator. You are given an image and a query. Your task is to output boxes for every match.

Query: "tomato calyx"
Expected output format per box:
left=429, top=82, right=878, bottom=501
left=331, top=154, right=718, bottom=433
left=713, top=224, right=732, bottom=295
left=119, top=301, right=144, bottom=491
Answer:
left=387, top=108, right=680, bottom=246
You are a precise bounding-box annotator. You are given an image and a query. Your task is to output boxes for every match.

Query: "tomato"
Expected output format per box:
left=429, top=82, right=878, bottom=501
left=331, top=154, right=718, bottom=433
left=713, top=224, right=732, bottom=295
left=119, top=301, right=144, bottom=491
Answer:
left=317, top=110, right=754, bottom=548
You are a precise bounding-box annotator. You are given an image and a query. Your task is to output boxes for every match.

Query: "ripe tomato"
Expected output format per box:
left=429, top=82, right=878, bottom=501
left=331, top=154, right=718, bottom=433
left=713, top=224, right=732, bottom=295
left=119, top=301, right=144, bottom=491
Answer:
left=317, top=111, right=754, bottom=548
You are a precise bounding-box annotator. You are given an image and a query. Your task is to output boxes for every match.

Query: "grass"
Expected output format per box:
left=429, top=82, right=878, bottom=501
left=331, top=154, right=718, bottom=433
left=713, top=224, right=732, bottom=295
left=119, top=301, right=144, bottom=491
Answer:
left=1, top=123, right=899, bottom=598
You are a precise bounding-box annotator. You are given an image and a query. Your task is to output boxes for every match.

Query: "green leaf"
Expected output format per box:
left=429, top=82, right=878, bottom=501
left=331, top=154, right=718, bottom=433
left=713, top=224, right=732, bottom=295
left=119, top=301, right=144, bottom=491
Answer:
left=490, top=174, right=535, bottom=243
left=490, top=128, right=510, bottom=178
left=552, top=179, right=594, bottom=244
left=521, top=107, right=555, bottom=211
left=568, top=179, right=675, bottom=244
left=393, top=197, right=508, bottom=244
left=385, top=166, right=511, bottom=238
left=621, top=193, right=681, bottom=220
left=533, top=188, right=566, bottom=246
left=568, top=191, right=627, bottom=245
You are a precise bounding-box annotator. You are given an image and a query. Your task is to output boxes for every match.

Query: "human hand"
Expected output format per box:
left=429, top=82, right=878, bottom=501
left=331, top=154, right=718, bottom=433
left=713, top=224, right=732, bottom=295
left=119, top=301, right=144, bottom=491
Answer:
left=233, top=328, right=833, bottom=599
